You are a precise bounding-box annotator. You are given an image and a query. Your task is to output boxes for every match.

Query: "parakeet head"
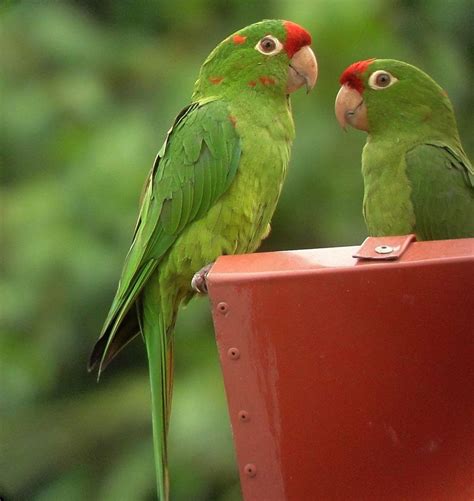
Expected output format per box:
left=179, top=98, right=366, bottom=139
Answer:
left=335, top=59, right=457, bottom=138
left=193, top=20, right=317, bottom=100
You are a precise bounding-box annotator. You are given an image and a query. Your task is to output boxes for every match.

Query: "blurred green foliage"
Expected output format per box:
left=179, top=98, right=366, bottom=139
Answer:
left=1, top=0, right=472, bottom=499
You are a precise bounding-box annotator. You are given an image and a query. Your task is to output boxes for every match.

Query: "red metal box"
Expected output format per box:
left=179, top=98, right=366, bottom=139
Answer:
left=208, top=237, right=474, bottom=501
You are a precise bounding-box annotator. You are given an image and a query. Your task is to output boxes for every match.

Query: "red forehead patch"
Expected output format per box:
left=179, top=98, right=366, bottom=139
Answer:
left=339, top=58, right=376, bottom=94
left=283, top=21, right=311, bottom=57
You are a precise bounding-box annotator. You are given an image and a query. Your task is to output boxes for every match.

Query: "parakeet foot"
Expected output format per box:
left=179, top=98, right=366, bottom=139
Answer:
left=191, top=263, right=214, bottom=294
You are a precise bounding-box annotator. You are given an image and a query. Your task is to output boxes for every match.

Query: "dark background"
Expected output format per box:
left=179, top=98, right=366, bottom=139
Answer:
left=1, top=0, right=472, bottom=499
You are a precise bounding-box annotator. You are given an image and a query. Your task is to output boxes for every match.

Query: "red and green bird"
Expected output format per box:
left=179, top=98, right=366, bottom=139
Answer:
left=335, top=58, right=473, bottom=240
left=89, top=20, right=317, bottom=500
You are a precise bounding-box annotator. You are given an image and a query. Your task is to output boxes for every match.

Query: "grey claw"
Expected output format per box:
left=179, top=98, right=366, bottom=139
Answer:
left=191, top=263, right=214, bottom=294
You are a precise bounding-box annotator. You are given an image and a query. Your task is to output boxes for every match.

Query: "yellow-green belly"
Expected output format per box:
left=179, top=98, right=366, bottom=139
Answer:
left=158, top=132, right=291, bottom=308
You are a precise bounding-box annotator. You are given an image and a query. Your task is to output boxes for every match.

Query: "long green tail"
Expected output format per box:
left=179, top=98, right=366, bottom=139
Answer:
left=142, top=286, right=173, bottom=501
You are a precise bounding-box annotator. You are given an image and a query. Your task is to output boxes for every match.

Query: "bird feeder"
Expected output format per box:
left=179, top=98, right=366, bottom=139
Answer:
left=207, top=235, right=474, bottom=500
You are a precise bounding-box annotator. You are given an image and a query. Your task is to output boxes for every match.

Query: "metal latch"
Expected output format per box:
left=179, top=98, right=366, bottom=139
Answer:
left=353, top=234, right=416, bottom=261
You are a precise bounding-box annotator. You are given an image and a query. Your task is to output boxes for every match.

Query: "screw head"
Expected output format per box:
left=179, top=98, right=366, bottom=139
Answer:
left=375, top=245, right=394, bottom=254
left=244, top=463, right=257, bottom=477
left=227, top=347, right=240, bottom=360
left=217, top=302, right=228, bottom=314
left=238, top=410, right=249, bottom=422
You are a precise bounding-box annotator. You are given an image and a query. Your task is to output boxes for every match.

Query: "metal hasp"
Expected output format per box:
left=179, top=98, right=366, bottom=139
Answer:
left=207, top=237, right=474, bottom=501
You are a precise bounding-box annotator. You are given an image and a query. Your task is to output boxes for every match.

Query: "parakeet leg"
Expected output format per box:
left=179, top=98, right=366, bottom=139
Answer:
left=191, top=263, right=214, bottom=294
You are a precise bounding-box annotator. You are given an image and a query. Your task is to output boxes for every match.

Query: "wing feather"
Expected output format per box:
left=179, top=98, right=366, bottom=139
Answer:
left=89, top=98, right=242, bottom=372
left=405, top=142, right=474, bottom=241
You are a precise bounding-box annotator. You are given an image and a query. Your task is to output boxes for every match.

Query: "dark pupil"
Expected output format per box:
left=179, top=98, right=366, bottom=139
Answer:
left=262, top=38, right=276, bottom=51
left=376, top=73, right=390, bottom=86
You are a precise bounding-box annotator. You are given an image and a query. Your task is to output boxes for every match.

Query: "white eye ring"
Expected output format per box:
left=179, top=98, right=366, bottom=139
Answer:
left=255, top=35, right=283, bottom=56
left=368, top=70, right=398, bottom=90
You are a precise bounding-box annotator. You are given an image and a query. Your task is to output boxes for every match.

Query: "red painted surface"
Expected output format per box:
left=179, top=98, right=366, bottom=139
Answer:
left=208, top=237, right=474, bottom=501
left=353, top=233, right=416, bottom=260
left=340, top=58, right=376, bottom=93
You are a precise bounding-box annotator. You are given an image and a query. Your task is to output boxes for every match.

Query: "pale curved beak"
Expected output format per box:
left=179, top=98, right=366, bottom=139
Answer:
left=335, top=84, right=368, bottom=131
left=287, top=46, right=318, bottom=94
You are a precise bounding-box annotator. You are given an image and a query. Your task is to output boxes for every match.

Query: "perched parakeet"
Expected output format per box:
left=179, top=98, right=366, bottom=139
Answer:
left=335, top=58, right=473, bottom=240
left=89, top=20, right=317, bottom=500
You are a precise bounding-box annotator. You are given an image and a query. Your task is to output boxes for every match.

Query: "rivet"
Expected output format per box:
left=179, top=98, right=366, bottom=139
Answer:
left=375, top=245, right=394, bottom=254
left=227, top=347, right=240, bottom=360
left=217, top=302, right=229, bottom=314
left=244, top=463, right=257, bottom=477
left=238, top=410, right=249, bottom=422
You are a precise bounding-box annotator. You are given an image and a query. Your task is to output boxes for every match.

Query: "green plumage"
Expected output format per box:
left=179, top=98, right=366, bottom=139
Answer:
left=89, top=19, right=311, bottom=500
left=358, top=60, right=473, bottom=239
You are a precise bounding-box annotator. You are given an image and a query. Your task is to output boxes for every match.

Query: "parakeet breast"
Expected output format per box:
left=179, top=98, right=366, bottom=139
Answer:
left=159, top=97, right=295, bottom=299
left=362, top=139, right=416, bottom=236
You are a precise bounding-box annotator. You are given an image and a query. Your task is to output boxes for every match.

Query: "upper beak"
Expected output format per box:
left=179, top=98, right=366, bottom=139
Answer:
left=335, top=84, right=368, bottom=131
left=287, top=46, right=318, bottom=94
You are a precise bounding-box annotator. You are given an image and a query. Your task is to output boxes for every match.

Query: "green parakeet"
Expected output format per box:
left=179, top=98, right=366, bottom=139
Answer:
left=89, top=20, right=317, bottom=500
left=335, top=58, right=473, bottom=240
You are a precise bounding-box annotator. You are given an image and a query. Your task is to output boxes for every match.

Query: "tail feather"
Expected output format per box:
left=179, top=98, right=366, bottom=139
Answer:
left=166, top=341, right=174, bottom=428
left=142, top=288, right=174, bottom=501
left=88, top=307, right=140, bottom=373
left=89, top=260, right=158, bottom=374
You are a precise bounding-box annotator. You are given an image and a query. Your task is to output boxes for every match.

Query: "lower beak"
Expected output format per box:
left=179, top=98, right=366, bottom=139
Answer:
left=286, top=46, right=318, bottom=94
left=335, top=84, right=368, bottom=131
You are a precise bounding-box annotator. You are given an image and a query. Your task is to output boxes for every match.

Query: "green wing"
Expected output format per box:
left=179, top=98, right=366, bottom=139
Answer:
left=405, top=141, right=474, bottom=241
left=89, top=98, right=241, bottom=372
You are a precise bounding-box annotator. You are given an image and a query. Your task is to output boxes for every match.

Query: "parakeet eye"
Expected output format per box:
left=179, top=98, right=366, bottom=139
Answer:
left=368, top=70, right=398, bottom=90
left=255, top=35, right=283, bottom=56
